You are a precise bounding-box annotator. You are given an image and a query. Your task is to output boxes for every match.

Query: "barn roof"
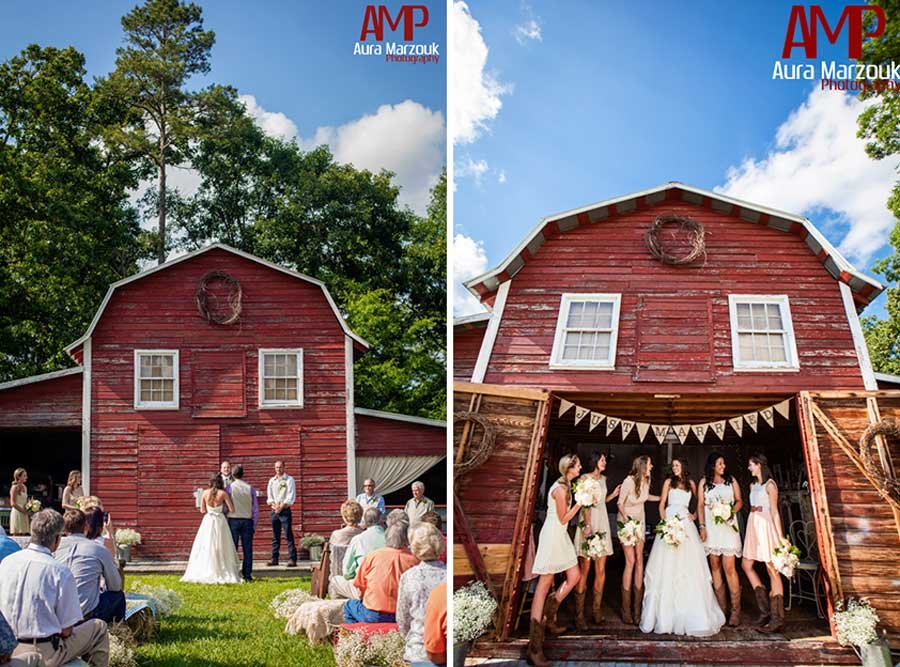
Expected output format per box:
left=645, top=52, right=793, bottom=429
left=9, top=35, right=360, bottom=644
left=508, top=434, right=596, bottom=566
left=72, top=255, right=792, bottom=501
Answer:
left=65, top=243, right=369, bottom=359
left=464, top=182, right=884, bottom=311
left=453, top=312, right=490, bottom=328
left=0, top=366, right=83, bottom=392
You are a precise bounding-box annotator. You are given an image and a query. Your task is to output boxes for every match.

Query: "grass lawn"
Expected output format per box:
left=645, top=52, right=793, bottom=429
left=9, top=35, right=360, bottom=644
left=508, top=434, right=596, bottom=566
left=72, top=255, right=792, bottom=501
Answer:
left=127, top=575, right=336, bottom=667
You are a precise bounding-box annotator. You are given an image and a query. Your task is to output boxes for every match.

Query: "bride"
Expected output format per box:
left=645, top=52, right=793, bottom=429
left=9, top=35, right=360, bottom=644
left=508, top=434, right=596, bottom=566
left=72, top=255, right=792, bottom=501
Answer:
left=181, top=474, right=243, bottom=584
left=640, top=457, right=724, bottom=637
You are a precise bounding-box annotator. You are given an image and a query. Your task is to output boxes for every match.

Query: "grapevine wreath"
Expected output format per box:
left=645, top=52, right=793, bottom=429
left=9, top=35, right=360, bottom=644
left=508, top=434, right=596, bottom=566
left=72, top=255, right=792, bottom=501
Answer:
left=645, top=212, right=706, bottom=266
left=195, top=270, right=243, bottom=325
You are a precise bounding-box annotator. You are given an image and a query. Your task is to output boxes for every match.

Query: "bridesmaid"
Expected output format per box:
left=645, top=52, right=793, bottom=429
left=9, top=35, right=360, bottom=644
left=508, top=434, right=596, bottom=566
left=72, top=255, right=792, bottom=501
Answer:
left=741, top=454, right=786, bottom=633
left=697, top=452, right=744, bottom=626
left=61, top=470, right=85, bottom=511
left=572, top=451, right=621, bottom=628
left=527, top=454, right=583, bottom=667
left=9, top=468, right=30, bottom=536
left=617, top=455, right=660, bottom=625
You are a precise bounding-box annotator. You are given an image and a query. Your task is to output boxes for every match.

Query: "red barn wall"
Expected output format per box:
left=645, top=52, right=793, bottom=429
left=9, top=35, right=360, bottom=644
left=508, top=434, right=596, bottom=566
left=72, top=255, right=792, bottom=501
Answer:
left=0, top=373, right=82, bottom=429
left=453, top=324, right=486, bottom=382
left=87, top=248, right=349, bottom=560
left=355, top=414, right=445, bottom=456
left=482, top=201, right=866, bottom=393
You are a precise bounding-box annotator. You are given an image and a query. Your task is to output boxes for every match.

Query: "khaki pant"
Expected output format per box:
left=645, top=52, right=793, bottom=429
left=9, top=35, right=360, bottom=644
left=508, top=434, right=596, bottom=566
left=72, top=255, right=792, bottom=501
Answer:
left=328, top=575, right=361, bottom=600
left=2, top=651, right=45, bottom=667
left=13, top=619, right=108, bottom=667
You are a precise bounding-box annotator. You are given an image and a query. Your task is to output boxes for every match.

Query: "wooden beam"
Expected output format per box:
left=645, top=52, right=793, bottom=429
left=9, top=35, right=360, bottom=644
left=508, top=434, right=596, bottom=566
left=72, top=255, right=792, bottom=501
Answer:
left=454, top=381, right=550, bottom=401
left=454, top=491, right=495, bottom=592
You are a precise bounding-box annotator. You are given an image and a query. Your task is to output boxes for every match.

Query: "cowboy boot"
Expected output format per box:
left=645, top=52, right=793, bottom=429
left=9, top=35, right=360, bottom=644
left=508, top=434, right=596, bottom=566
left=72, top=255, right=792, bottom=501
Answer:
left=633, top=586, right=644, bottom=625
left=621, top=587, right=634, bottom=625
left=759, top=594, right=784, bottom=634
left=574, top=590, right=588, bottom=631
left=728, top=585, right=741, bottom=626
left=526, top=617, right=550, bottom=666
left=714, top=583, right=728, bottom=615
left=543, top=593, right=567, bottom=635
left=592, top=588, right=604, bottom=625
left=752, top=586, right=770, bottom=627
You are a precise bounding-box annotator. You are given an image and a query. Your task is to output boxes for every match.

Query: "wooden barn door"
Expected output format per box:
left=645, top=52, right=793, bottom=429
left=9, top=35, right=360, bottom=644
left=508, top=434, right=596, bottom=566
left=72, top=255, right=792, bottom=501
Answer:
left=797, top=391, right=900, bottom=642
left=453, top=381, right=551, bottom=641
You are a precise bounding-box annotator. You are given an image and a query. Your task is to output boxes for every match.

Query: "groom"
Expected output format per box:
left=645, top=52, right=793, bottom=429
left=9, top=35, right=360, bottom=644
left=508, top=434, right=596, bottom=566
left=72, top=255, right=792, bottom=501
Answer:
left=225, top=464, right=258, bottom=582
left=267, top=460, right=298, bottom=567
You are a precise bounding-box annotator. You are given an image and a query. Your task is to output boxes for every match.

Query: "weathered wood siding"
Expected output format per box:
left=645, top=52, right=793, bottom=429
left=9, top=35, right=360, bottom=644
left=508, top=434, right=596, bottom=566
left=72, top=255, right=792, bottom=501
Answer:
left=355, top=414, right=445, bottom=456
left=453, top=323, right=485, bottom=382
left=0, top=373, right=82, bottom=429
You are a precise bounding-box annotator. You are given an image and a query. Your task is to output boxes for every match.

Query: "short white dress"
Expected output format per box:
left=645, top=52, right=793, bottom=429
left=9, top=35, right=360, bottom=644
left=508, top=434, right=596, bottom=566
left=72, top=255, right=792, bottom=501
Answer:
left=572, top=475, right=613, bottom=558
left=702, top=480, right=742, bottom=557
left=742, top=481, right=781, bottom=562
left=532, top=481, right=578, bottom=575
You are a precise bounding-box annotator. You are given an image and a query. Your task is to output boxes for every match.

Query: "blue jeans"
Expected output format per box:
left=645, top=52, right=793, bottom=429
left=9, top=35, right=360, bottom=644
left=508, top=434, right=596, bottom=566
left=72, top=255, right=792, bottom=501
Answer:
left=90, top=590, right=126, bottom=623
left=228, top=517, right=254, bottom=579
left=343, top=598, right=396, bottom=624
left=270, top=508, right=297, bottom=562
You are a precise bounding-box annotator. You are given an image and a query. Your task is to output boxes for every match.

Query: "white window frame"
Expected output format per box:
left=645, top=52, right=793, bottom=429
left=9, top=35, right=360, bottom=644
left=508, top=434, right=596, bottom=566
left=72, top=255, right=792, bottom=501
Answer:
left=258, top=348, right=304, bottom=408
left=133, top=349, right=180, bottom=409
left=549, top=293, right=622, bottom=370
left=728, top=294, right=800, bottom=372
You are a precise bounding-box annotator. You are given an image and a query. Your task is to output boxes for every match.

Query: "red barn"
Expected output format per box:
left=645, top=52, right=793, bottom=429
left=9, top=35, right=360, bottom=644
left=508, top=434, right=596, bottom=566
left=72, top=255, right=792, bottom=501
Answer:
left=0, top=244, right=445, bottom=560
left=454, top=183, right=897, bottom=664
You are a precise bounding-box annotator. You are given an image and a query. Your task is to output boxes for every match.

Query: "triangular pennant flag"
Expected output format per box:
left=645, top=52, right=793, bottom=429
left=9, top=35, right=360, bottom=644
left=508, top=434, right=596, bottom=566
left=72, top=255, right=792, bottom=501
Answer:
left=728, top=416, right=743, bottom=438
left=691, top=423, right=709, bottom=442
left=621, top=421, right=635, bottom=440
left=606, top=417, right=621, bottom=437
left=774, top=399, right=791, bottom=420
left=652, top=425, right=669, bottom=445
left=674, top=424, right=691, bottom=444
left=710, top=420, right=727, bottom=440
left=759, top=407, right=775, bottom=428
left=636, top=422, right=651, bottom=442
left=574, top=406, right=589, bottom=426
left=589, top=412, right=606, bottom=432
left=744, top=412, right=758, bottom=432
left=559, top=399, right=574, bottom=418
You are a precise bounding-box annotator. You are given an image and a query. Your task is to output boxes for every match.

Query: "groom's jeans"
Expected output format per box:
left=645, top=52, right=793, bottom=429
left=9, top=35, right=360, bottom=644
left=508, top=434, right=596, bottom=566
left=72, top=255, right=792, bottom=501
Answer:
left=270, top=508, right=297, bottom=563
left=228, top=517, right=254, bottom=579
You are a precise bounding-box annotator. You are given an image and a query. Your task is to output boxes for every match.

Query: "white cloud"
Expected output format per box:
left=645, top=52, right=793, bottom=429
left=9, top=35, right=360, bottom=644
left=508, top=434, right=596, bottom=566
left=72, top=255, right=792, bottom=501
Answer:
left=450, top=1, right=512, bottom=145
left=454, top=232, right=490, bottom=315
left=513, top=19, right=542, bottom=44
left=719, top=88, right=895, bottom=263
left=239, top=94, right=298, bottom=141
left=456, top=156, right=489, bottom=182
left=498, top=170, right=507, bottom=184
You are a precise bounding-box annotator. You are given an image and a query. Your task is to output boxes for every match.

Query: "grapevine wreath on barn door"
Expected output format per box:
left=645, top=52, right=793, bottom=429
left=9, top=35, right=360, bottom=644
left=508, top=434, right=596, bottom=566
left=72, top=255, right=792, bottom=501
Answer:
left=453, top=412, right=497, bottom=479
left=859, top=420, right=900, bottom=502
left=645, top=212, right=706, bottom=266
left=195, top=270, right=243, bottom=325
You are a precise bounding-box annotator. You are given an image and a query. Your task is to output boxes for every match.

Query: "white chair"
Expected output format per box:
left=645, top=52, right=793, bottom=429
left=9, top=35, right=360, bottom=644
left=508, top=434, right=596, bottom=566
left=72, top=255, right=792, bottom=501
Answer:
left=785, top=519, right=824, bottom=618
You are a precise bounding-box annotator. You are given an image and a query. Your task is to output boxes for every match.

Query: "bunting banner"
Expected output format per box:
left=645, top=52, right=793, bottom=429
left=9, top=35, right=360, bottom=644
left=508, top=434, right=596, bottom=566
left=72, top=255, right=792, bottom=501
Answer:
left=574, top=406, right=589, bottom=426
left=710, top=420, right=727, bottom=440
left=606, top=417, right=621, bottom=437
left=589, top=411, right=606, bottom=432
left=636, top=422, right=651, bottom=443
left=728, top=416, right=743, bottom=438
left=559, top=398, right=575, bottom=417
left=652, top=424, right=669, bottom=444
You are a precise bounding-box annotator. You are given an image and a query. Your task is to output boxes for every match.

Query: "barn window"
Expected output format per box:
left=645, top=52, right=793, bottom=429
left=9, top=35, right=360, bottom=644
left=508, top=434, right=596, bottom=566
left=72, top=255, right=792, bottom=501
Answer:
left=134, top=350, right=179, bottom=409
left=728, top=295, right=799, bottom=371
left=549, top=293, right=621, bottom=369
left=258, top=349, right=304, bottom=408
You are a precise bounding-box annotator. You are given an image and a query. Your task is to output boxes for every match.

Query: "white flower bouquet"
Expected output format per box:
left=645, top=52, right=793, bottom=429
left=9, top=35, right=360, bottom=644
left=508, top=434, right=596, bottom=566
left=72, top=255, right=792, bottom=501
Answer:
left=573, top=476, right=604, bottom=507
left=116, top=528, right=142, bottom=547
left=453, top=581, right=497, bottom=644
left=581, top=531, right=608, bottom=559
left=24, top=498, right=41, bottom=514
left=129, top=582, right=183, bottom=618
left=654, top=516, right=686, bottom=547
left=771, top=538, right=801, bottom=577
left=616, top=517, right=643, bottom=547
left=834, top=598, right=880, bottom=649
left=706, top=498, right=739, bottom=532
left=334, top=628, right=406, bottom=667
left=269, top=588, right=315, bottom=620
left=76, top=495, right=103, bottom=511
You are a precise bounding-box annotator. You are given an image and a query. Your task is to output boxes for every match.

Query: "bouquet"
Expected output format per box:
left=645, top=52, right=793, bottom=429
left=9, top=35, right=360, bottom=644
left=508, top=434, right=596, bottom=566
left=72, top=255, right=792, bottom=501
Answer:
left=24, top=498, right=41, bottom=514
left=129, top=581, right=183, bottom=618
left=334, top=628, right=406, bottom=667
left=771, top=538, right=800, bottom=577
left=573, top=476, right=604, bottom=507
left=706, top=498, right=739, bottom=533
left=453, top=581, right=498, bottom=644
left=76, top=495, right=104, bottom=511
left=654, top=516, right=686, bottom=547
left=833, top=598, right=880, bottom=649
left=581, top=531, right=608, bottom=559
left=116, top=529, right=142, bottom=547
left=616, top=517, right=643, bottom=547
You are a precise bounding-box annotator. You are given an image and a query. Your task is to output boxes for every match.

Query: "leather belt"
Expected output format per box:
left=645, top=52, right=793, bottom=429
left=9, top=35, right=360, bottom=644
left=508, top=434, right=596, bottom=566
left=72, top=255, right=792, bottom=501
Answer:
left=17, top=634, right=59, bottom=644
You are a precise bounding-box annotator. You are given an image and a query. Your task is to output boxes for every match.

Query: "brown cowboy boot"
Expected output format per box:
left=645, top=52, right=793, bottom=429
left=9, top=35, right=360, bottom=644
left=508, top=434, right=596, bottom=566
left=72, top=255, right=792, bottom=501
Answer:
left=621, top=587, right=634, bottom=625
left=574, top=591, right=588, bottom=631
left=728, top=585, right=741, bottom=626
left=526, top=617, right=550, bottom=666
left=633, top=586, right=644, bottom=625
left=714, top=583, right=728, bottom=615
left=592, top=588, right=604, bottom=625
left=543, top=594, right=567, bottom=635
left=752, top=586, right=770, bottom=627
left=759, top=594, right=784, bottom=634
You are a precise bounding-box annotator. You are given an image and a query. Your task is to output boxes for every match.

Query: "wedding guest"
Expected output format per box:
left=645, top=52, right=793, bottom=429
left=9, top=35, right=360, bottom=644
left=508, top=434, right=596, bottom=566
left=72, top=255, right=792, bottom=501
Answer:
left=0, top=525, right=21, bottom=563
left=742, top=454, right=786, bottom=633
left=331, top=501, right=364, bottom=547
left=420, top=511, right=446, bottom=563
left=9, top=469, right=30, bottom=536
left=404, top=481, right=434, bottom=526
left=226, top=464, right=258, bottom=582
left=698, top=452, right=744, bottom=626
left=341, top=508, right=385, bottom=581
left=0, top=612, right=42, bottom=667
left=0, top=509, right=109, bottom=667
left=423, top=582, right=447, bottom=666
left=83, top=507, right=117, bottom=561
left=396, top=524, right=446, bottom=664
left=527, top=455, right=583, bottom=667
left=220, top=461, right=233, bottom=486
left=266, top=460, right=297, bottom=567
left=355, top=479, right=385, bottom=521
left=60, top=471, right=84, bottom=512
left=572, top=451, right=621, bottom=629
left=56, top=510, right=124, bottom=623
left=343, top=524, right=418, bottom=624
left=326, top=501, right=364, bottom=599
left=617, top=455, right=660, bottom=626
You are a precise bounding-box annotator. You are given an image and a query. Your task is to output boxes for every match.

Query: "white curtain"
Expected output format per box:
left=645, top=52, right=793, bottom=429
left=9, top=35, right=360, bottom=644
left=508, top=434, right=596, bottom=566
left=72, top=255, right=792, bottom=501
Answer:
left=355, top=455, right=445, bottom=497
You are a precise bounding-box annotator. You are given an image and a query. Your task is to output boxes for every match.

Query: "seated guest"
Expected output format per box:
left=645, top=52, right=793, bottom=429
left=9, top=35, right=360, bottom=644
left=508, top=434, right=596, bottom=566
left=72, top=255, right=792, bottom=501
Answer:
left=397, top=524, right=447, bottom=664
left=0, top=509, right=108, bottom=667
left=342, top=508, right=385, bottom=581
left=420, top=511, right=446, bottom=563
left=423, top=582, right=447, bottom=666
left=0, top=526, right=21, bottom=564
left=0, top=611, right=42, bottom=667
left=56, top=510, right=125, bottom=623
left=404, top=481, right=435, bottom=526
left=327, top=501, right=365, bottom=599
left=354, top=479, right=385, bottom=522
left=330, top=500, right=364, bottom=547
left=385, top=508, right=409, bottom=529
left=83, top=507, right=116, bottom=561
left=343, top=524, right=418, bottom=624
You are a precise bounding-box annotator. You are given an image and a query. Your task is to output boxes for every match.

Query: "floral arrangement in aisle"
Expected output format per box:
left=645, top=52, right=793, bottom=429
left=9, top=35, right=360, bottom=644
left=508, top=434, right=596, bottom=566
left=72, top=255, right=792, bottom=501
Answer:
left=300, top=534, right=325, bottom=548
left=580, top=531, right=608, bottom=559
left=834, top=598, right=880, bottom=649
left=334, top=628, right=406, bottom=667
left=453, top=581, right=497, bottom=645
left=706, top=497, right=739, bottom=532
left=573, top=476, right=604, bottom=507
left=24, top=498, right=41, bottom=514
left=130, top=582, right=183, bottom=618
left=771, top=539, right=801, bottom=577
left=616, top=517, right=643, bottom=547
left=116, top=529, right=142, bottom=547
left=269, top=588, right=315, bottom=620
left=75, top=495, right=103, bottom=511
left=107, top=622, right=137, bottom=667
left=654, top=516, right=686, bottom=547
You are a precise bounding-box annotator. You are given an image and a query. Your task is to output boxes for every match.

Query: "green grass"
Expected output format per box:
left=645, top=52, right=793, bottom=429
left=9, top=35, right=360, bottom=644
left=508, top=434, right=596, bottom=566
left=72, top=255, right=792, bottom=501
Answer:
left=127, top=575, right=336, bottom=667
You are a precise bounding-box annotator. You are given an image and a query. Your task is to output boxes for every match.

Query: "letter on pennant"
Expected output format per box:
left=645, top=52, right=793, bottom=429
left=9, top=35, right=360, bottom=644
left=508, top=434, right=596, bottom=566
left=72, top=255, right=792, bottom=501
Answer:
left=606, top=417, right=621, bottom=437
left=674, top=424, right=690, bottom=444
left=574, top=406, right=589, bottom=426
left=621, top=420, right=635, bottom=440
left=692, top=423, right=709, bottom=442
left=760, top=407, right=774, bottom=428
left=744, top=412, right=758, bottom=432
left=589, top=412, right=606, bottom=432
left=728, top=416, right=743, bottom=438
left=711, top=420, right=726, bottom=440
left=652, top=425, right=669, bottom=444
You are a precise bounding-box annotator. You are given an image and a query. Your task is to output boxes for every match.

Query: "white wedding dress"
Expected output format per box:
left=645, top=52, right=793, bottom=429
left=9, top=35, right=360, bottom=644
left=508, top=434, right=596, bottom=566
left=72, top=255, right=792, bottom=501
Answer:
left=640, top=487, right=725, bottom=637
left=181, top=503, right=243, bottom=584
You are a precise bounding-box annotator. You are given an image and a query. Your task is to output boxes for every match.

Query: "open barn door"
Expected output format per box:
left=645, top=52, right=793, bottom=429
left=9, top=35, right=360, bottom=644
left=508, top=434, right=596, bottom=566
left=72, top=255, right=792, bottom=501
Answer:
left=797, top=391, right=900, bottom=643
left=453, top=381, right=552, bottom=641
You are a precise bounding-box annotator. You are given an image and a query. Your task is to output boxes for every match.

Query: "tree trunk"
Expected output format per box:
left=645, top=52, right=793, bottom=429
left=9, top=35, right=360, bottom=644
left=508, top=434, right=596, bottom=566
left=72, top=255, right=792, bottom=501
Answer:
left=157, top=128, right=167, bottom=265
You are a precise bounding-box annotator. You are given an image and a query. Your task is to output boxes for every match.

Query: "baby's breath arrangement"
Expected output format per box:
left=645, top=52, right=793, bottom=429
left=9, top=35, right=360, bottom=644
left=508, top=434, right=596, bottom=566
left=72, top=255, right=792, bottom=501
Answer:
left=453, top=581, right=497, bottom=644
left=130, top=581, right=184, bottom=618
left=269, top=588, right=315, bottom=620
left=334, top=629, right=406, bottom=667
left=116, top=529, right=142, bottom=547
left=834, top=598, right=880, bottom=650
left=108, top=623, right=137, bottom=667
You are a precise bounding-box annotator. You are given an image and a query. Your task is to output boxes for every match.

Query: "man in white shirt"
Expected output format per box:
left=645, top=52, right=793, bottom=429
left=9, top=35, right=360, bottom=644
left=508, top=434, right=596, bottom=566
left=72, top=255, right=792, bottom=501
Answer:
left=266, top=460, right=297, bottom=567
left=404, top=481, right=435, bottom=526
left=0, top=509, right=108, bottom=667
left=226, top=464, right=259, bottom=581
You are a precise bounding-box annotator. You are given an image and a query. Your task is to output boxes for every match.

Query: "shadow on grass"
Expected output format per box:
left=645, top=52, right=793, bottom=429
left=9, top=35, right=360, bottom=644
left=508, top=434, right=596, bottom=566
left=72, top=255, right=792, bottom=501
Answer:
left=151, top=619, right=255, bottom=644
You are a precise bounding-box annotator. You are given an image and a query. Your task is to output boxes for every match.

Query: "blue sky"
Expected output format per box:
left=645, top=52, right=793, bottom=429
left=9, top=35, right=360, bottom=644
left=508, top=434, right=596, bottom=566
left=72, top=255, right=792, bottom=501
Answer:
left=1, top=0, right=446, bottom=212
left=452, top=1, right=896, bottom=317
